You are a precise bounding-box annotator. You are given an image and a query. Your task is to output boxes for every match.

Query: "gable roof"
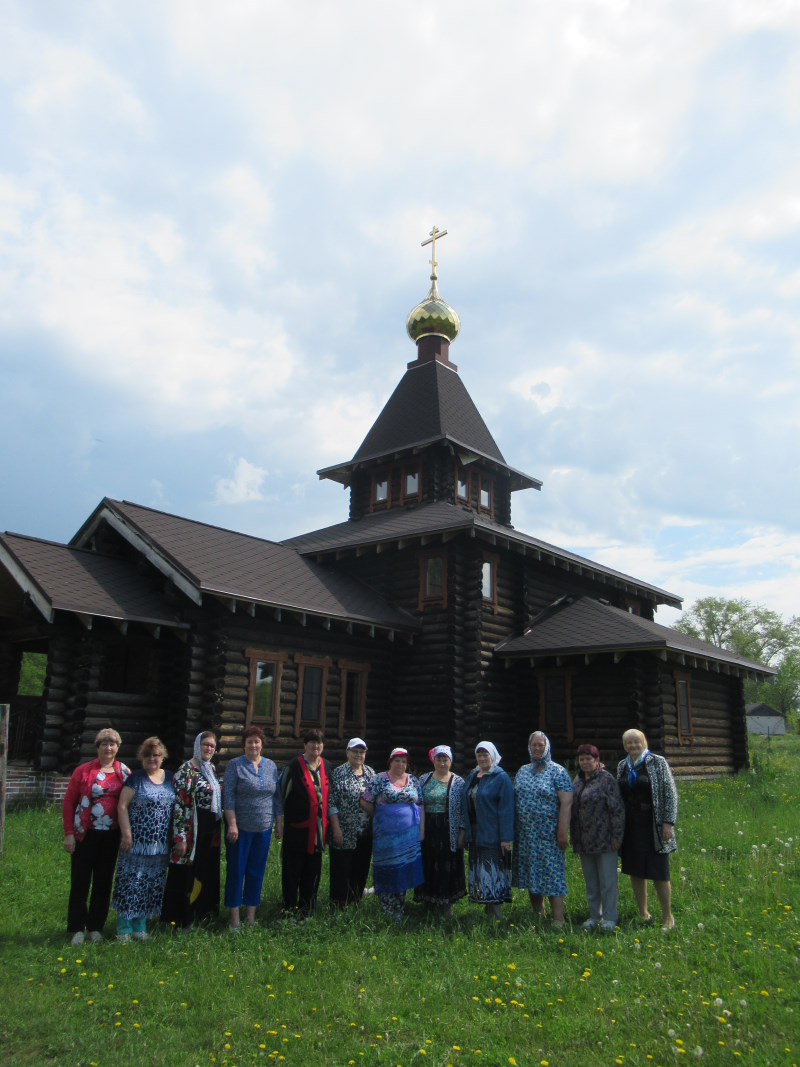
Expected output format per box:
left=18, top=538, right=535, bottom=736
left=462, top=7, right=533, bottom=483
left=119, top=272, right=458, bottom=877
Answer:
left=285, top=500, right=683, bottom=608
left=0, top=532, right=187, bottom=630
left=494, top=595, right=775, bottom=677
left=72, top=499, right=419, bottom=635
left=318, top=360, right=541, bottom=492
left=746, top=703, right=784, bottom=719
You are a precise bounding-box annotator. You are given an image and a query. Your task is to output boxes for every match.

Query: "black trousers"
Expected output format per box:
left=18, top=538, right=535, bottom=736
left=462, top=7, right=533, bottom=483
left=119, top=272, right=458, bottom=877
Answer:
left=329, top=833, right=373, bottom=906
left=281, top=846, right=322, bottom=914
left=67, top=828, right=121, bottom=934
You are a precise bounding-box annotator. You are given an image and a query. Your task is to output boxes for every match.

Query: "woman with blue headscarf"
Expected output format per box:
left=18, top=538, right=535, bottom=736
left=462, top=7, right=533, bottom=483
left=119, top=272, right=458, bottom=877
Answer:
left=512, top=731, right=573, bottom=927
left=459, top=742, right=514, bottom=920
left=616, top=728, right=677, bottom=931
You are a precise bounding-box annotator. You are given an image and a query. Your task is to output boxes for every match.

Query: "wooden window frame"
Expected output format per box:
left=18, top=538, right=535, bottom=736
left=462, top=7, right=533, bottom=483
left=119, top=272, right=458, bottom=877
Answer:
left=293, top=654, right=332, bottom=737
left=401, top=464, right=422, bottom=506
left=245, top=648, right=287, bottom=736
left=418, top=548, right=448, bottom=611
left=370, top=470, right=391, bottom=512
left=675, top=672, right=694, bottom=744
left=478, top=473, right=494, bottom=516
left=337, top=659, right=370, bottom=739
left=536, top=669, right=574, bottom=740
left=454, top=462, right=470, bottom=505
left=481, top=552, right=499, bottom=614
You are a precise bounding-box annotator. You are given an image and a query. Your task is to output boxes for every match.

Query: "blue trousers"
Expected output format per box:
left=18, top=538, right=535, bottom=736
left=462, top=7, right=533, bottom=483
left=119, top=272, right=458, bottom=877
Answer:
left=224, top=830, right=272, bottom=908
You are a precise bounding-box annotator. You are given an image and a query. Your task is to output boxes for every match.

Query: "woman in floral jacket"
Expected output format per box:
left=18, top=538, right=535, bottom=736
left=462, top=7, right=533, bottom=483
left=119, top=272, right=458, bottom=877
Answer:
left=161, top=731, right=222, bottom=929
left=570, top=743, right=625, bottom=932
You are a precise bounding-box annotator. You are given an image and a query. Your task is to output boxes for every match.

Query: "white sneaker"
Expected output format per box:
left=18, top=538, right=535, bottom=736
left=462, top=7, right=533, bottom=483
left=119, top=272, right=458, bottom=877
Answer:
left=600, top=920, right=617, bottom=932
left=70, top=931, right=85, bottom=946
left=87, top=931, right=103, bottom=943
left=117, top=933, right=130, bottom=943
left=131, top=931, right=148, bottom=942
left=581, top=919, right=596, bottom=931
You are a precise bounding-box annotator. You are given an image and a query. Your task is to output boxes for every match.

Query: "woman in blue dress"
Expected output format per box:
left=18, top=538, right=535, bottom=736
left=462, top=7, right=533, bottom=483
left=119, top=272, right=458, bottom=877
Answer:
left=112, top=736, right=175, bottom=942
left=360, top=747, right=423, bottom=921
left=512, top=731, right=573, bottom=927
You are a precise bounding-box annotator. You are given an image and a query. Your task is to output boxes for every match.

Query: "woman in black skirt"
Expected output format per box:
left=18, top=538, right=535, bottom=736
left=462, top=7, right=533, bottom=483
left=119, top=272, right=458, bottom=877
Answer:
left=415, top=745, right=466, bottom=915
left=162, top=731, right=222, bottom=930
left=617, top=729, right=677, bottom=931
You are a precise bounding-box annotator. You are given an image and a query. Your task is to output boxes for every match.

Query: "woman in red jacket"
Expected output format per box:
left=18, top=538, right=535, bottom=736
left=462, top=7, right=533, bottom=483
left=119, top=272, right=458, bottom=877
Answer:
left=62, top=728, right=130, bottom=946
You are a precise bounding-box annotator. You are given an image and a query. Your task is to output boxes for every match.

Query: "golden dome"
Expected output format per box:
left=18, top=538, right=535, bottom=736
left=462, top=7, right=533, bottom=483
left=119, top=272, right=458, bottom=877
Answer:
left=406, top=276, right=461, bottom=344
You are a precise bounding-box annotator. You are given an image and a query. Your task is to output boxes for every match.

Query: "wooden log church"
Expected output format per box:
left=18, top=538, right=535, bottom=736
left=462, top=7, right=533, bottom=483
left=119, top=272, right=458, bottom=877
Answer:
left=0, top=230, right=772, bottom=792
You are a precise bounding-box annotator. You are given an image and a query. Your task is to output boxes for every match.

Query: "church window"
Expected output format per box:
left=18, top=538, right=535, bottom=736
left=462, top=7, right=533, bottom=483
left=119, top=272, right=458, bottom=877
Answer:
left=455, top=465, right=470, bottom=504
left=675, top=673, right=693, bottom=742
left=402, top=466, right=421, bottom=504
left=245, top=648, right=287, bottom=735
left=537, top=670, right=573, bottom=739
left=100, top=642, right=155, bottom=695
left=478, top=475, right=493, bottom=514
left=294, top=654, right=332, bottom=736
left=482, top=554, right=499, bottom=613
left=338, top=660, right=369, bottom=738
left=371, top=472, right=390, bottom=510
left=418, top=549, right=447, bottom=610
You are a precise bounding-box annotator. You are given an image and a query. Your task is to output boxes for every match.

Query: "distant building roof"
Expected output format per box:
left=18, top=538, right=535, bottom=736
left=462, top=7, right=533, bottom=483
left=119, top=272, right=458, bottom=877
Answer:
left=286, top=500, right=683, bottom=608
left=494, top=595, right=775, bottom=677
left=318, top=360, right=541, bottom=492
left=72, top=499, right=419, bottom=635
left=746, top=703, right=785, bottom=719
left=0, top=532, right=187, bottom=630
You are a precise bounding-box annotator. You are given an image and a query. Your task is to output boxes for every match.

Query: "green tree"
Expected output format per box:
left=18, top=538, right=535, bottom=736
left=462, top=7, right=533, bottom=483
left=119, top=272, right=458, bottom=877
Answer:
left=674, top=597, right=800, bottom=724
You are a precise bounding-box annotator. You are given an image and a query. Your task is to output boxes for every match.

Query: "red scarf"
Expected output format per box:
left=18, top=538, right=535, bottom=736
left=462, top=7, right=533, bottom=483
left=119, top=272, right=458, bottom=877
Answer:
left=292, top=758, right=329, bottom=854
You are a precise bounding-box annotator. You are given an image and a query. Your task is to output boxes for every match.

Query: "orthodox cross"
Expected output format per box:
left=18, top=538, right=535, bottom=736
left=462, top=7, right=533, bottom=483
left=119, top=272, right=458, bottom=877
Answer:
left=421, top=225, right=448, bottom=278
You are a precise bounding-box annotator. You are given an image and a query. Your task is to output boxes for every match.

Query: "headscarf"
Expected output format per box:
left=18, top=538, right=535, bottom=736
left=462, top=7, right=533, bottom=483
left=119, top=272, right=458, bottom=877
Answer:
left=475, top=741, right=502, bottom=770
left=624, top=746, right=650, bottom=787
left=429, top=745, right=453, bottom=763
left=528, top=731, right=551, bottom=771
left=193, top=733, right=222, bottom=815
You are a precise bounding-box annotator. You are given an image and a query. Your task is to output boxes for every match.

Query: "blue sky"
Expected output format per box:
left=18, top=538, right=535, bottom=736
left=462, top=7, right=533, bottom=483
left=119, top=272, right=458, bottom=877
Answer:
left=2, top=0, right=799, bottom=626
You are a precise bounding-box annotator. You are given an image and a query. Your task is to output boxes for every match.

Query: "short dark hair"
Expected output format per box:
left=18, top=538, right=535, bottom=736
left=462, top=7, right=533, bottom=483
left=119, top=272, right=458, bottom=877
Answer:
left=303, top=729, right=324, bottom=745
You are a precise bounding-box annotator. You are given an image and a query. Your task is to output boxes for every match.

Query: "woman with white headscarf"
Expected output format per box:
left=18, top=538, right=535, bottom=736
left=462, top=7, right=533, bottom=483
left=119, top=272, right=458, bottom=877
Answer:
left=512, top=731, right=573, bottom=927
left=414, top=745, right=466, bottom=914
left=161, top=731, right=222, bottom=930
left=459, top=742, right=514, bottom=919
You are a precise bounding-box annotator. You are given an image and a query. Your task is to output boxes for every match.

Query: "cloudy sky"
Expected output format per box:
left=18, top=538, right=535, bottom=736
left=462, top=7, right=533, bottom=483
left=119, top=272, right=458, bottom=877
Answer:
left=2, top=0, right=799, bottom=626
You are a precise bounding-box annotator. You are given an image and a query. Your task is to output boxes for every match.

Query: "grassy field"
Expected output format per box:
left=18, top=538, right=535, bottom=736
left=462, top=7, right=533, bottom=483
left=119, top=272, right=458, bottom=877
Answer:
left=1, top=735, right=798, bottom=1067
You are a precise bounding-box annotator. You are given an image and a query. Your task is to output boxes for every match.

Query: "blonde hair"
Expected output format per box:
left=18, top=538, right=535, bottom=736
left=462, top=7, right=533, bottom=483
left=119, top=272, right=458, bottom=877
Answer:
left=622, top=728, right=648, bottom=749
left=95, top=728, right=122, bottom=747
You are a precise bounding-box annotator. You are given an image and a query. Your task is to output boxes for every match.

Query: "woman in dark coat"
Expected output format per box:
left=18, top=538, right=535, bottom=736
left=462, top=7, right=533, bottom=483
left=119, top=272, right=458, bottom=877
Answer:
left=616, top=729, right=678, bottom=931
left=570, top=743, right=625, bottom=931
left=280, top=729, right=331, bottom=916
left=459, top=741, right=514, bottom=920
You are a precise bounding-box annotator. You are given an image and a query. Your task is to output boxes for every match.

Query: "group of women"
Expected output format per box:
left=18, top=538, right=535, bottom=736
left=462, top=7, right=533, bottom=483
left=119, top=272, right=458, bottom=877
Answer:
left=62, top=724, right=678, bottom=941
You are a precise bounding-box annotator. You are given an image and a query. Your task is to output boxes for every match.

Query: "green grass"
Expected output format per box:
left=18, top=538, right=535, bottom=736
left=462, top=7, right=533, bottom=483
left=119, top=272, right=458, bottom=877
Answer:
left=1, top=735, right=799, bottom=1067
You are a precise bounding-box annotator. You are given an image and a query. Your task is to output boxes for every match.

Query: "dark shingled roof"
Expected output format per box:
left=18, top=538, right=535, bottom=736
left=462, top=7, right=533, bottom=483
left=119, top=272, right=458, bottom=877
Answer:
left=494, top=595, right=774, bottom=675
left=318, top=361, right=541, bottom=491
left=73, top=500, right=419, bottom=633
left=285, top=500, right=682, bottom=608
left=0, top=532, right=187, bottom=628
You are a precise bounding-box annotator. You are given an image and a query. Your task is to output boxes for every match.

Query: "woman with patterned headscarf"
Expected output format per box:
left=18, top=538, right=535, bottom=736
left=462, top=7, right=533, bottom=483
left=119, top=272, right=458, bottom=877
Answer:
left=415, top=745, right=466, bottom=915
left=459, top=742, right=514, bottom=920
left=162, top=731, right=222, bottom=930
left=512, top=731, right=573, bottom=928
left=616, top=729, right=677, bottom=931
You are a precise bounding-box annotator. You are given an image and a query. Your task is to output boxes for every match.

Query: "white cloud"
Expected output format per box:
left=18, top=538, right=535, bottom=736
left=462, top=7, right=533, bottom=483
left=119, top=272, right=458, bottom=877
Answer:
left=214, top=458, right=269, bottom=504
